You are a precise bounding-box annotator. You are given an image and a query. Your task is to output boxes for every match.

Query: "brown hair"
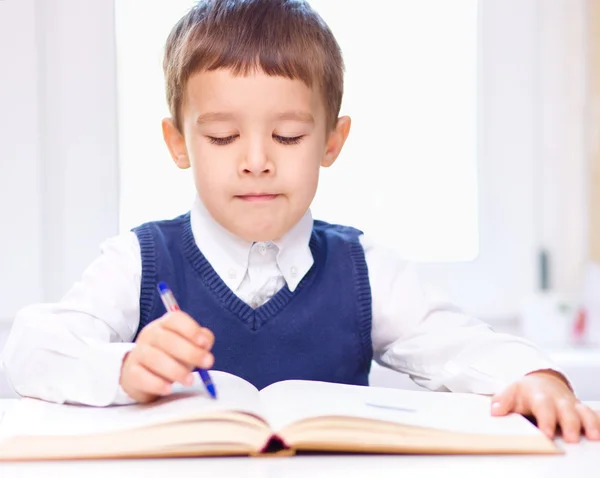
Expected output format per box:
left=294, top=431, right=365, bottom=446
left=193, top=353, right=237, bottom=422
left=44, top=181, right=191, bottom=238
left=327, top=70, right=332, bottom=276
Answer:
left=163, top=0, right=344, bottom=132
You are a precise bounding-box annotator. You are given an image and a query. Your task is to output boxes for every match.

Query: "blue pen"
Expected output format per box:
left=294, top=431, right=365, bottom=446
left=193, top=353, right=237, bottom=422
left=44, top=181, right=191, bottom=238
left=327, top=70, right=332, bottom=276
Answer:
left=157, top=281, right=217, bottom=399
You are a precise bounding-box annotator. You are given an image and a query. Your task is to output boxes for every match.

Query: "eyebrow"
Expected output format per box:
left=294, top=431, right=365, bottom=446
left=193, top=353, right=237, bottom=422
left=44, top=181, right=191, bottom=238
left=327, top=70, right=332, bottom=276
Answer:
left=196, top=112, right=236, bottom=124
left=196, top=111, right=315, bottom=125
left=276, top=111, right=315, bottom=124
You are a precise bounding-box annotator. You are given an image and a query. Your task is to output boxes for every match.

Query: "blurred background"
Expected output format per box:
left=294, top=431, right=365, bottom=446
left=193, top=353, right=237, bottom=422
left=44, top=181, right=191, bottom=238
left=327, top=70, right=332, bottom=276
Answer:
left=0, top=0, right=599, bottom=398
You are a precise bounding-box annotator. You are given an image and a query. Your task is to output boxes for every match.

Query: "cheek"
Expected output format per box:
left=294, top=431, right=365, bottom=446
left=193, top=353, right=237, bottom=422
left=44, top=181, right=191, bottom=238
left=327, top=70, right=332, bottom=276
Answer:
left=188, top=142, right=231, bottom=192
left=282, top=148, right=321, bottom=198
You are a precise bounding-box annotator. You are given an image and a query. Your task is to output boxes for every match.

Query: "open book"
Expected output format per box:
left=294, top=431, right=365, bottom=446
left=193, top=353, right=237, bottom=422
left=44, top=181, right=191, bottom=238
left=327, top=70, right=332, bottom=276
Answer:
left=0, top=371, right=559, bottom=460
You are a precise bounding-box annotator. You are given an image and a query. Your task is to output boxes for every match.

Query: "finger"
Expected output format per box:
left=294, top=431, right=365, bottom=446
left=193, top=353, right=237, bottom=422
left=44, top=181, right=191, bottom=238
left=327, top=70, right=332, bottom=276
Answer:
left=124, top=362, right=172, bottom=403
left=556, top=399, right=582, bottom=443
left=529, top=394, right=557, bottom=438
left=136, top=343, right=196, bottom=386
left=491, top=383, right=518, bottom=416
left=149, top=328, right=214, bottom=369
left=575, top=403, right=600, bottom=441
left=162, top=312, right=215, bottom=347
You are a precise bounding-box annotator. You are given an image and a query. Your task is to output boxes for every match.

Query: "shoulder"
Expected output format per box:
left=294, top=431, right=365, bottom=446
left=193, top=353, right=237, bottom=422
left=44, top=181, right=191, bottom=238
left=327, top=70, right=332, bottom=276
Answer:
left=312, top=219, right=364, bottom=242
left=98, top=230, right=141, bottom=258
left=131, top=212, right=190, bottom=236
left=358, top=234, right=407, bottom=266
left=311, top=220, right=410, bottom=269
left=314, top=225, right=415, bottom=288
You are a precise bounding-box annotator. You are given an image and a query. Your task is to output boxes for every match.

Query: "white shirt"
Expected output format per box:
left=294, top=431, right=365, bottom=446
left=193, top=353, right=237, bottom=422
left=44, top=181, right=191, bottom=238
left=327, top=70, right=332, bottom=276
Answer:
left=1, top=199, right=559, bottom=406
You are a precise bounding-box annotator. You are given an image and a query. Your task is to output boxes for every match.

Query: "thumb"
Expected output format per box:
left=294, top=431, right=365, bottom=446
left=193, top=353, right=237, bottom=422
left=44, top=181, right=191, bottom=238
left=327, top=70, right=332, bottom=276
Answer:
left=491, top=382, right=517, bottom=416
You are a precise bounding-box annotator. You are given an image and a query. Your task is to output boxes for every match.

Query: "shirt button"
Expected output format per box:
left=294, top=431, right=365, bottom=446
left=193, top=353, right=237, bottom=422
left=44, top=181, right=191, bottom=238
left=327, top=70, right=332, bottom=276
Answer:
left=258, top=244, right=267, bottom=255
left=290, top=266, right=297, bottom=277
left=228, top=269, right=237, bottom=279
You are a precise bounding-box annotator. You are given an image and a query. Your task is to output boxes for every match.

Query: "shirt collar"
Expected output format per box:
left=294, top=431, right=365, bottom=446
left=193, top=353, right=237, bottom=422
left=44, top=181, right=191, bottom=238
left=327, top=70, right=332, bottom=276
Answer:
left=272, top=208, right=314, bottom=291
left=189, top=197, right=314, bottom=292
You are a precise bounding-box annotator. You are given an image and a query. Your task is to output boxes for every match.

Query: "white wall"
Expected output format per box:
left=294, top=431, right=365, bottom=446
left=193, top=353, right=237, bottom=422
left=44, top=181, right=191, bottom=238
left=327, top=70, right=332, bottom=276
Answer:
left=0, top=0, right=43, bottom=319
left=0, top=0, right=119, bottom=321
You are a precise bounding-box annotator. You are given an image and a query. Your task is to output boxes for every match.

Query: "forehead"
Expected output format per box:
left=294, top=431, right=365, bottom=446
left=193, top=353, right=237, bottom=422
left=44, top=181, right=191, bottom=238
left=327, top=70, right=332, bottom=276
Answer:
left=183, top=68, right=326, bottom=119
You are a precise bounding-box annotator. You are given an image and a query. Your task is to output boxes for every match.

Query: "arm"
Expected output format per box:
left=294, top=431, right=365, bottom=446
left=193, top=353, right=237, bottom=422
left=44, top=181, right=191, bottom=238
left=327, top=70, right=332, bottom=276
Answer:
left=363, top=236, right=600, bottom=442
left=0, top=233, right=142, bottom=406
left=362, top=235, right=561, bottom=395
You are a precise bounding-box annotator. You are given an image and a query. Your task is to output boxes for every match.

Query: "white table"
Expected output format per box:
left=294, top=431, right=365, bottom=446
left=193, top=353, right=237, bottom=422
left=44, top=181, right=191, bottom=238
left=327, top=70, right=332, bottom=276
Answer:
left=1, top=400, right=599, bottom=478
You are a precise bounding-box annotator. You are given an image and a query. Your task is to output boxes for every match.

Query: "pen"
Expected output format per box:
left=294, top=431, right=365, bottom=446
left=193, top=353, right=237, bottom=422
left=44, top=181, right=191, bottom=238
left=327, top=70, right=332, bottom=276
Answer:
left=157, top=281, right=217, bottom=399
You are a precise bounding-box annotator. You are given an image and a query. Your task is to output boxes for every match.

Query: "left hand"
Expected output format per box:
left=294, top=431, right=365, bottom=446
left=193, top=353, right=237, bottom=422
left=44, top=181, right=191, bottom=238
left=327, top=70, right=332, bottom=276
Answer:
left=490, top=370, right=600, bottom=443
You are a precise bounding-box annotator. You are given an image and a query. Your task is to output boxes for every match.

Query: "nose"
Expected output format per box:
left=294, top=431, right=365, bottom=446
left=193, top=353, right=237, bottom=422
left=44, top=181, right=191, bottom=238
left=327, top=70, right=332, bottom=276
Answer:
left=240, top=138, right=274, bottom=176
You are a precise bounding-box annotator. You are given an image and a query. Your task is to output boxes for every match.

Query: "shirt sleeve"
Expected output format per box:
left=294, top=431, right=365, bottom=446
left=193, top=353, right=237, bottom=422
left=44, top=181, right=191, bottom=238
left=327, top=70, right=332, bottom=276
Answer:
left=361, top=235, right=565, bottom=395
left=0, top=232, right=142, bottom=406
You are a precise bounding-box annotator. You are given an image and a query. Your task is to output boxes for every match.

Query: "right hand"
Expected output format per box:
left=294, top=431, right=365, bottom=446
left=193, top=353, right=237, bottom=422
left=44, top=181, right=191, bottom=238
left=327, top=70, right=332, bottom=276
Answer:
left=120, top=311, right=215, bottom=403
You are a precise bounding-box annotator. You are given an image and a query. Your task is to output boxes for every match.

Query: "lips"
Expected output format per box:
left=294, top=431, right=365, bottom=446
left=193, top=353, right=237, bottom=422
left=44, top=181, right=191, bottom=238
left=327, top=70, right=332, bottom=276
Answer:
left=236, top=193, right=280, bottom=202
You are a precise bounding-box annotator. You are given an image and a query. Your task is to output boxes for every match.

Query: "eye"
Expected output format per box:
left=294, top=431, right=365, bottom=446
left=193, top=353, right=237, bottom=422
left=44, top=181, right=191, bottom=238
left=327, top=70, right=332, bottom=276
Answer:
left=274, top=135, right=304, bottom=145
left=207, top=135, right=238, bottom=145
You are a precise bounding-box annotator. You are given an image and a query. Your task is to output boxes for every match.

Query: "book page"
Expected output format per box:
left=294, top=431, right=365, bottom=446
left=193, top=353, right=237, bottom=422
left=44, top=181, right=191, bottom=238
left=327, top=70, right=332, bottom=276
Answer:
left=259, top=380, right=541, bottom=436
left=0, top=371, right=262, bottom=438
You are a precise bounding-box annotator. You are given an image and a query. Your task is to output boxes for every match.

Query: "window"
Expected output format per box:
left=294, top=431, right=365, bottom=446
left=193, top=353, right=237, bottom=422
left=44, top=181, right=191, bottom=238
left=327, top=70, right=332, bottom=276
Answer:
left=115, top=0, right=479, bottom=262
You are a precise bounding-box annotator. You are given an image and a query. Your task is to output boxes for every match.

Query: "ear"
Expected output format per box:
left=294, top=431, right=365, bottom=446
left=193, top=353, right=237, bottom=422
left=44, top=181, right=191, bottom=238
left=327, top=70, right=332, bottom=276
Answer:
left=162, top=118, right=190, bottom=169
left=322, top=116, right=351, bottom=168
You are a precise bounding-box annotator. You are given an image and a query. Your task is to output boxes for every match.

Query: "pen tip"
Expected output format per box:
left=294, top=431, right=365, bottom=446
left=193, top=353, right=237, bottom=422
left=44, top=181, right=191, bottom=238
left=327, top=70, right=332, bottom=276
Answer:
left=207, top=383, right=217, bottom=399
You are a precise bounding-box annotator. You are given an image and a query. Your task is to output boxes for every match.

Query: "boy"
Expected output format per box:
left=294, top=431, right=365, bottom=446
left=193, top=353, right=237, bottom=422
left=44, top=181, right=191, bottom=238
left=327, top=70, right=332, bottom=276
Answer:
left=2, top=0, right=598, bottom=443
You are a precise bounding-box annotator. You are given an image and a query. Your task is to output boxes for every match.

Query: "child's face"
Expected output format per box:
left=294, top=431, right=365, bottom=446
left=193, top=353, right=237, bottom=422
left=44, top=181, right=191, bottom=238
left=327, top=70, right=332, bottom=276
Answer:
left=162, top=68, right=350, bottom=242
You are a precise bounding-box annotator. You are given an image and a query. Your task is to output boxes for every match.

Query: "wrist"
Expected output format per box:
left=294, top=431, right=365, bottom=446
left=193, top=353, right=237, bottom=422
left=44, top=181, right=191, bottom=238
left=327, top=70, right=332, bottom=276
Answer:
left=527, top=369, right=572, bottom=391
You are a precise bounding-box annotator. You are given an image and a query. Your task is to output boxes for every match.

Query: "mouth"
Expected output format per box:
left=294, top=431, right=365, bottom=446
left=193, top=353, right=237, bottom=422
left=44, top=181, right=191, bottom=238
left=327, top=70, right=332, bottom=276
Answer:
left=235, top=193, right=280, bottom=202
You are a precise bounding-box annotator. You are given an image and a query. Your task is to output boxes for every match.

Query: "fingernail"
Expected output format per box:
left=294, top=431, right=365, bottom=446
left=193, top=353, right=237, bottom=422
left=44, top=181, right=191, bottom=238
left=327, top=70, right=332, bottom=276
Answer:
left=589, top=429, right=600, bottom=440
left=197, top=336, right=207, bottom=347
left=567, top=433, right=579, bottom=443
left=184, top=374, right=194, bottom=386
left=543, top=428, right=554, bottom=438
left=163, top=384, right=172, bottom=395
left=201, top=355, right=213, bottom=368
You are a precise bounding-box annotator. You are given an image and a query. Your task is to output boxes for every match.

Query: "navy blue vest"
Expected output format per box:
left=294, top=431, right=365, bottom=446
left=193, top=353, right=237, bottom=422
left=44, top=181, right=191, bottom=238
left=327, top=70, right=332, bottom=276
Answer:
left=133, top=213, right=373, bottom=390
